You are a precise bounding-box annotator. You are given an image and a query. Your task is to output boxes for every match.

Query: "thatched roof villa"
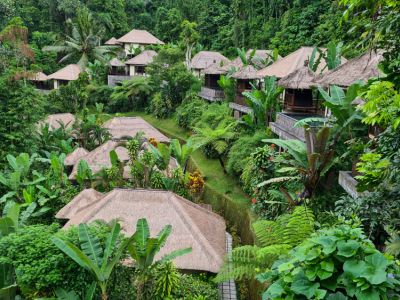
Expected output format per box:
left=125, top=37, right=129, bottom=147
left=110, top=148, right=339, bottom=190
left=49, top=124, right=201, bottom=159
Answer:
left=68, top=140, right=129, bottom=180
left=116, top=29, right=164, bottom=55
left=47, top=64, right=82, bottom=89
left=56, top=188, right=226, bottom=273
left=125, top=50, right=157, bottom=76
left=257, top=47, right=329, bottom=79
left=103, top=117, right=170, bottom=142
left=191, top=51, right=230, bottom=77
left=314, top=50, right=383, bottom=87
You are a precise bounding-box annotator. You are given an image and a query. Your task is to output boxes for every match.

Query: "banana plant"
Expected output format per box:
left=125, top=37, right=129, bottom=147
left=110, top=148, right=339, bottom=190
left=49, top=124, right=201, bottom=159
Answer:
left=0, top=153, right=46, bottom=203
left=318, top=83, right=363, bottom=142
left=169, top=139, right=198, bottom=173
left=261, top=126, right=335, bottom=203
left=242, top=76, right=283, bottom=128
left=52, top=221, right=133, bottom=300
left=75, top=160, right=93, bottom=188
left=127, top=218, right=192, bottom=300
left=0, top=203, right=20, bottom=299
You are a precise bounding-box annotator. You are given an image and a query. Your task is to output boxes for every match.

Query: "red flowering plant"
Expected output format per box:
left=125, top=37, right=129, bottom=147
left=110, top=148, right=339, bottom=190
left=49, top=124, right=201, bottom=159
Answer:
left=187, top=170, right=205, bottom=202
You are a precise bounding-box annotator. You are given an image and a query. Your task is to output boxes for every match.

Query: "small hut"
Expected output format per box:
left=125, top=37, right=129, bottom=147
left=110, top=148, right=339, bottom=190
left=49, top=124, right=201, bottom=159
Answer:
left=198, top=60, right=231, bottom=101
left=191, top=51, right=230, bottom=77
left=47, top=64, right=82, bottom=89
left=314, top=51, right=383, bottom=87
left=278, top=65, right=319, bottom=113
left=116, top=29, right=164, bottom=55
left=56, top=188, right=226, bottom=273
left=257, top=47, right=329, bottom=79
left=230, top=65, right=259, bottom=117
left=125, top=50, right=157, bottom=76
left=102, top=117, right=170, bottom=142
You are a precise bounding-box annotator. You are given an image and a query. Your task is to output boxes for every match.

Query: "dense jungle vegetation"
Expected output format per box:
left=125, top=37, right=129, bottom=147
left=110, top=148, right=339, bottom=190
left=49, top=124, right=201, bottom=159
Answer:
left=0, top=0, right=400, bottom=299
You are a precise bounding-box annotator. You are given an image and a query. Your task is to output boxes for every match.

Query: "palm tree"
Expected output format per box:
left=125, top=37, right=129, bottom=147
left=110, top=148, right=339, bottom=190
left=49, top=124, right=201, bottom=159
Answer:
left=128, top=218, right=192, bottom=300
left=110, top=76, right=153, bottom=109
left=242, top=76, right=283, bottom=128
left=43, top=7, right=116, bottom=68
left=52, top=221, right=133, bottom=300
left=190, top=122, right=236, bottom=173
left=169, top=139, right=198, bottom=173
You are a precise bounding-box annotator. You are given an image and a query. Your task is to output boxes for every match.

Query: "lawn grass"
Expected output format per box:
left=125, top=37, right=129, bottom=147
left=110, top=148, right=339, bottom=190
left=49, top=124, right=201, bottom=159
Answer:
left=117, top=110, right=250, bottom=205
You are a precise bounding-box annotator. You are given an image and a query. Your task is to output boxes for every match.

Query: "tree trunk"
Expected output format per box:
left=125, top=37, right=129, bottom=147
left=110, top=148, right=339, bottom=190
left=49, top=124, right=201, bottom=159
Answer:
left=218, top=156, right=227, bottom=174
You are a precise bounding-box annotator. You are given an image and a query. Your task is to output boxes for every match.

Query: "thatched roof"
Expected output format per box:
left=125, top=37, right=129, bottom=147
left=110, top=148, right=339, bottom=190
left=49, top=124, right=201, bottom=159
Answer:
left=55, top=188, right=104, bottom=219
left=103, top=117, right=170, bottom=142
left=109, top=58, right=125, bottom=67
left=117, top=29, right=164, bottom=45
left=191, top=51, right=230, bottom=70
left=247, top=49, right=280, bottom=69
left=64, top=147, right=89, bottom=166
left=40, top=113, right=76, bottom=130
left=60, top=188, right=226, bottom=273
left=28, top=72, right=48, bottom=81
left=232, top=65, right=259, bottom=80
left=202, top=58, right=241, bottom=75
left=257, top=47, right=332, bottom=79
left=47, top=64, right=82, bottom=81
left=125, top=50, right=157, bottom=66
left=313, top=50, right=383, bottom=87
left=105, top=37, right=121, bottom=45
left=278, top=66, right=318, bottom=89
left=69, top=140, right=130, bottom=179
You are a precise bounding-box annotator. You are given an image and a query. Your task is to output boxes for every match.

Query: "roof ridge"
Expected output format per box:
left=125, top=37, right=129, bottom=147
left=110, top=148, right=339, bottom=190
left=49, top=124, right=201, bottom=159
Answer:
left=167, top=191, right=224, bottom=265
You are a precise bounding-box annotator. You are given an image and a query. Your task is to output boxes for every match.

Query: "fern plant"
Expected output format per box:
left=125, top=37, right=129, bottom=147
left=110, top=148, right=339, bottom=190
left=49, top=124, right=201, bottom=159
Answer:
left=215, top=206, right=315, bottom=282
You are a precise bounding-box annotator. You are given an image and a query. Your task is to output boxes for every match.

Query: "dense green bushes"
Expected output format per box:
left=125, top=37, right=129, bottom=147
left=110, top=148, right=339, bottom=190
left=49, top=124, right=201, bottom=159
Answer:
left=175, top=94, right=207, bottom=129
left=259, top=222, right=400, bottom=299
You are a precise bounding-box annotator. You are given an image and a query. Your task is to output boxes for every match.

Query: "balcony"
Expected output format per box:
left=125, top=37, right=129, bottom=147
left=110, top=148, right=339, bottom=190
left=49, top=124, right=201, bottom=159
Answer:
left=198, top=86, right=225, bottom=102
left=229, top=90, right=252, bottom=116
left=270, top=112, right=323, bottom=142
left=107, top=75, right=133, bottom=87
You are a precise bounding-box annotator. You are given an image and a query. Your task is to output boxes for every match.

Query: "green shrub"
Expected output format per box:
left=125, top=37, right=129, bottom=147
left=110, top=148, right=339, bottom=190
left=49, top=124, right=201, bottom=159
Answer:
left=226, top=130, right=269, bottom=176
left=87, top=84, right=113, bottom=107
left=148, top=92, right=173, bottom=118
left=259, top=223, right=400, bottom=299
left=175, top=94, right=207, bottom=129
left=173, top=274, right=219, bottom=299
left=0, top=223, right=110, bottom=299
left=194, top=102, right=233, bottom=129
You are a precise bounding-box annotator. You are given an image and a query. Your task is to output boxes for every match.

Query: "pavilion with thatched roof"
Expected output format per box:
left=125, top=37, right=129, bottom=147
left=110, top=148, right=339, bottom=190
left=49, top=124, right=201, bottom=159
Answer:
left=125, top=50, right=157, bottom=76
left=27, top=71, right=51, bottom=90
left=314, top=50, right=383, bottom=87
left=56, top=188, right=226, bottom=273
left=191, top=51, right=230, bottom=77
left=102, top=117, right=170, bottom=142
left=47, top=64, right=82, bottom=89
left=257, top=47, right=330, bottom=79
left=39, top=113, right=76, bottom=131
left=277, top=65, right=320, bottom=113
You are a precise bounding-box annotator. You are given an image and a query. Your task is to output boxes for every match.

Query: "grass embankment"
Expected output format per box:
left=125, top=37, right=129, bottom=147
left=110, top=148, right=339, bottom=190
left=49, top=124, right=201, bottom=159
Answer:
left=118, top=111, right=256, bottom=244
